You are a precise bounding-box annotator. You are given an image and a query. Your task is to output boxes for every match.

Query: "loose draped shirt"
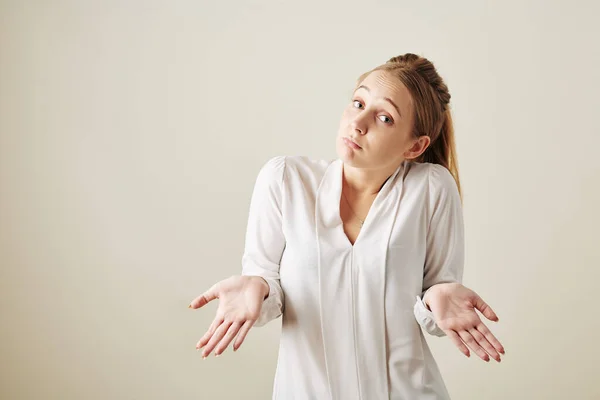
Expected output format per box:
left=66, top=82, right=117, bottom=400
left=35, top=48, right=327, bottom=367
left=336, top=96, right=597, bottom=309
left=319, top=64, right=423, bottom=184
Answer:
left=241, top=155, right=464, bottom=400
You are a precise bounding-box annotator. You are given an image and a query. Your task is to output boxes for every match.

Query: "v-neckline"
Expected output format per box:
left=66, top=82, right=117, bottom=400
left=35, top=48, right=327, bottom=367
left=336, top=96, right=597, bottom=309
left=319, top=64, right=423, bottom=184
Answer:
left=314, top=158, right=409, bottom=400
left=336, top=160, right=404, bottom=249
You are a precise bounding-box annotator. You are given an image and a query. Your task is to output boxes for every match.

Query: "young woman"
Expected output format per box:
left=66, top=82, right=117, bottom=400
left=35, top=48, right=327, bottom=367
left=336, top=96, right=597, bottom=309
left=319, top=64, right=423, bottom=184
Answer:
left=189, top=53, right=505, bottom=399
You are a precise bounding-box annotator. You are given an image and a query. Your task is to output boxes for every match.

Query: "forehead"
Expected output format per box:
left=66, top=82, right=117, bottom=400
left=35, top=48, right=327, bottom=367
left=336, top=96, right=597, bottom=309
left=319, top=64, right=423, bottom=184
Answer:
left=357, top=70, right=412, bottom=115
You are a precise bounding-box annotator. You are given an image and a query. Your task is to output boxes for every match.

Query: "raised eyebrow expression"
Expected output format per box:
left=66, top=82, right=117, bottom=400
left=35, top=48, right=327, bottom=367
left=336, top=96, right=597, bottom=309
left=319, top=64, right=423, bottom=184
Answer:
left=354, top=85, right=403, bottom=119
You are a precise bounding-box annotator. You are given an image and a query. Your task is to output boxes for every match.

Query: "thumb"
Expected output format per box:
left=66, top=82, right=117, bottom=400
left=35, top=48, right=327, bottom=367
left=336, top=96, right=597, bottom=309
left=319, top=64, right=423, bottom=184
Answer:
left=189, top=284, right=219, bottom=309
left=472, top=294, right=499, bottom=322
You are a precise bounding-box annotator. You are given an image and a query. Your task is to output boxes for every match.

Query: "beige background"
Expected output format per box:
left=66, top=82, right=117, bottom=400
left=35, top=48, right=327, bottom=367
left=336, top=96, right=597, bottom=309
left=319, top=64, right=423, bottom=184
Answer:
left=1, top=1, right=599, bottom=399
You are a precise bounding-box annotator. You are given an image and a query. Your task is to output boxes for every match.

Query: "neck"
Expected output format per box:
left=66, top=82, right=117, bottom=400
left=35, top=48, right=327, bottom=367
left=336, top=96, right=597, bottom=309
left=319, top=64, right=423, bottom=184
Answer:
left=341, top=161, right=402, bottom=198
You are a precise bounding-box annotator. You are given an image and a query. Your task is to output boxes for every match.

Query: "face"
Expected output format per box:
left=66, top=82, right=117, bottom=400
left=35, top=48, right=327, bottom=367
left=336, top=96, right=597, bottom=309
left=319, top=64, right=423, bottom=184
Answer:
left=336, top=70, right=430, bottom=169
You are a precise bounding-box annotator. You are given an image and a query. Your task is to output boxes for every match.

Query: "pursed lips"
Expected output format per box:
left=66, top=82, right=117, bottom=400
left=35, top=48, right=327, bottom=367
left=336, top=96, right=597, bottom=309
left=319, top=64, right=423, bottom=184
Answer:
left=344, top=137, right=362, bottom=149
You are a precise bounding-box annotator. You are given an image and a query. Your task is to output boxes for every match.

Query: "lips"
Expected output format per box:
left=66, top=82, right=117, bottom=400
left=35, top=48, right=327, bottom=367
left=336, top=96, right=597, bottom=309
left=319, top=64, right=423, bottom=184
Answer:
left=343, top=137, right=362, bottom=149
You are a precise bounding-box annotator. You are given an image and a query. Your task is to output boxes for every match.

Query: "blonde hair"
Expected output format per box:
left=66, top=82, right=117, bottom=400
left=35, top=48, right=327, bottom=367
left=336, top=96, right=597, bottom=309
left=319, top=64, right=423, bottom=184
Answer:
left=357, top=53, right=461, bottom=199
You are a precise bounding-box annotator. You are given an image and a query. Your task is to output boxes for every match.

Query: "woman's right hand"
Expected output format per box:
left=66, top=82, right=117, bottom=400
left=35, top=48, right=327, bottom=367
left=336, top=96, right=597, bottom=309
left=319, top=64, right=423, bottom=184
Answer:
left=189, top=275, right=270, bottom=358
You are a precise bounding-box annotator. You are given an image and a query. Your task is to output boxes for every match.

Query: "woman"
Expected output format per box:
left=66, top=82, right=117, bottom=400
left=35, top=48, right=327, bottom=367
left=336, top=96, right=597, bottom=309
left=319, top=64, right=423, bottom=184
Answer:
left=189, top=53, right=505, bottom=399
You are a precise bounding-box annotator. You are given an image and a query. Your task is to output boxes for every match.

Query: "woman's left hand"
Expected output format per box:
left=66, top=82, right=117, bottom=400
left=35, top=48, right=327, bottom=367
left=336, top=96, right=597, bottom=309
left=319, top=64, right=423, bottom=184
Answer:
left=424, top=282, right=506, bottom=362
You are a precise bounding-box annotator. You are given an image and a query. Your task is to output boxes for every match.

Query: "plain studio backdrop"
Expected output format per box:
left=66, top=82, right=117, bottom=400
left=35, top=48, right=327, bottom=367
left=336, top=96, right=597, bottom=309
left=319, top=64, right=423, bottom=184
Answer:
left=1, top=1, right=599, bottom=399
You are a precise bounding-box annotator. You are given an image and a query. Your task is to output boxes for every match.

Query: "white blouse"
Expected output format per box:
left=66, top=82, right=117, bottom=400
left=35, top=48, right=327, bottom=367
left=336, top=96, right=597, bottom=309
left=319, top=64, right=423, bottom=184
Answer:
left=241, top=155, right=464, bottom=400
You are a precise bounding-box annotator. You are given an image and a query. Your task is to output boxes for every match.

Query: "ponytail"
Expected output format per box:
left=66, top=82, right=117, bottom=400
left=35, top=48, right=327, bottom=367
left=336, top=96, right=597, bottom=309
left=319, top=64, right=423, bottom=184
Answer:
left=420, top=109, right=462, bottom=201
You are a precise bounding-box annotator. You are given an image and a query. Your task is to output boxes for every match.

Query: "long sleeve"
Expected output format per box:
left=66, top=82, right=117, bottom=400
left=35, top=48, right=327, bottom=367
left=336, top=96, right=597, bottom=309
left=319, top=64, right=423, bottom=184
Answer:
left=241, top=156, right=287, bottom=327
left=413, top=163, right=465, bottom=337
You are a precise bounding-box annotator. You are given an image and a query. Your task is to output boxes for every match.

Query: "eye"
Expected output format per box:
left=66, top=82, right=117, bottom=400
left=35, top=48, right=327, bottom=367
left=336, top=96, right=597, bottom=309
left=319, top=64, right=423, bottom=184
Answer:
left=379, top=115, right=393, bottom=124
left=352, top=99, right=393, bottom=125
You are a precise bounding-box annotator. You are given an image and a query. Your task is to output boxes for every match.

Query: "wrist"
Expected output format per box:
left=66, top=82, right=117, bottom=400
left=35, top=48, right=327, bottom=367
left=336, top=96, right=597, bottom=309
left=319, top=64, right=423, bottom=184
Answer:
left=423, top=299, right=432, bottom=311
left=423, top=288, right=434, bottom=311
left=256, top=277, right=270, bottom=300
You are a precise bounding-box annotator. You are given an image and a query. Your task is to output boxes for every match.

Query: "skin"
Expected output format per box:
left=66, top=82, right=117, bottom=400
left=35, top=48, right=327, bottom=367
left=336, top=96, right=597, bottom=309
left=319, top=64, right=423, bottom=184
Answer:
left=336, top=69, right=430, bottom=197
left=189, top=70, right=505, bottom=363
left=336, top=70, right=429, bottom=244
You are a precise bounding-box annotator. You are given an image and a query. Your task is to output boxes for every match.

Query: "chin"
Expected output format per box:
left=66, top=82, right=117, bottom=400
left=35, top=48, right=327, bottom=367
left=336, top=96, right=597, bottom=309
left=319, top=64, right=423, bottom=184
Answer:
left=336, top=140, right=363, bottom=166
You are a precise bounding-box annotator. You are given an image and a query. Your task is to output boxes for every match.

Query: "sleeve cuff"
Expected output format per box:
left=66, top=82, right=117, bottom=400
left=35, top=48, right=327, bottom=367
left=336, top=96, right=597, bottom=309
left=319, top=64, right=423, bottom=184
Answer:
left=413, top=295, right=446, bottom=337
left=254, top=278, right=283, bottom=327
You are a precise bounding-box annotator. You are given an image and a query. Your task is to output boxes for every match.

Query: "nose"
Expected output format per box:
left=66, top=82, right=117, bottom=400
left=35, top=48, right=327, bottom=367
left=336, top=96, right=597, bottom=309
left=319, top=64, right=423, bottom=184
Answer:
left=350, top=114, right=367, bottom=135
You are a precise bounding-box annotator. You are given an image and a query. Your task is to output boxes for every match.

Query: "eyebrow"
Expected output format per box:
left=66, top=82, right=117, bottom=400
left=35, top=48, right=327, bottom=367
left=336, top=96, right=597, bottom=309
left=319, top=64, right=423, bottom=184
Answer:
left=355, top=85, right=403, bottom=119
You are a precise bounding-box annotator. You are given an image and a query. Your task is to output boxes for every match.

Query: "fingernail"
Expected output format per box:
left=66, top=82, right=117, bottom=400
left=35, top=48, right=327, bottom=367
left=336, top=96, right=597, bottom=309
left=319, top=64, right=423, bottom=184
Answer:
left=188, top=304, right=192, bottom=308
left=202, top=356, right=206, bottom=360
left=215, top=353, right=220, bottom=357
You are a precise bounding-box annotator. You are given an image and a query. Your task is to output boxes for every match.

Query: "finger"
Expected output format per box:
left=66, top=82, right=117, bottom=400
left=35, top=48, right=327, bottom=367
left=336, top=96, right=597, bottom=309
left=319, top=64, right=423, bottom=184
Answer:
left=214, top=321, right=243, bottom=356
left=189, top=285, right=219, bottom=309
left=469, top=327, right=501, bottom=362
left=233, top=320, right=255, bottom=351
left=477, top=322, right=506, bottom=355
left=473, top=295, right=499, bottom=322
left=196, top=316, right=223, bottom=349
left=458, top=330, right=489, bottom=362
left=447, top=330, right=470, bottom=357
left=202, top=320, right=232, bottom=358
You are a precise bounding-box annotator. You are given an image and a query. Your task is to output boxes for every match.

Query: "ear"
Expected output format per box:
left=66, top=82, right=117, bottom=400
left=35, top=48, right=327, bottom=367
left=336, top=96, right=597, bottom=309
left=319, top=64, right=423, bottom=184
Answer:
left=403, top=136, right=431, bottom=160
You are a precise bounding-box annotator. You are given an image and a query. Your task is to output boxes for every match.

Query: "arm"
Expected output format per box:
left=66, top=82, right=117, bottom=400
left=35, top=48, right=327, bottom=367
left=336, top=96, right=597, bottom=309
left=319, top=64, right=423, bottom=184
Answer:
left=413, top=164, right=465, bottom=337
left=241, top=156, right=287, bottom=327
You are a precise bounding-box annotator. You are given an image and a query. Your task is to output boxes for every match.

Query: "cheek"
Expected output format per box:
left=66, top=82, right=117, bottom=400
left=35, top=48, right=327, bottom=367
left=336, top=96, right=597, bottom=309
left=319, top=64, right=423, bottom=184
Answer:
left=338, top=110, right=352, bottom=131
left=376, top=131, right=408, bottom=155
left=343, top=105, right=359, bottom=121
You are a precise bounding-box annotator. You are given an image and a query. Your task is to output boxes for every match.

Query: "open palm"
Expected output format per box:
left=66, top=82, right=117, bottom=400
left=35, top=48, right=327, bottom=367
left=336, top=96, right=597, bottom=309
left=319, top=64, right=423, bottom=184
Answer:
left=425, top=283, right=506, bottom=362
left=189, top=275, right=269, bottom=358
